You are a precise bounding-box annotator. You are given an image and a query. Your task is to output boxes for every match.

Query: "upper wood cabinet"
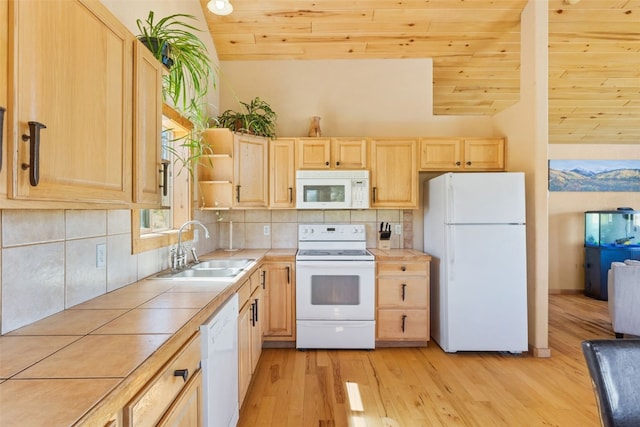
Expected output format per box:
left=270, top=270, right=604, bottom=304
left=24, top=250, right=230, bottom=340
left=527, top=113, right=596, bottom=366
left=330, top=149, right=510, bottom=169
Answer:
left=419, top=137, right=505, bottom=171
left=296, top=137, right=367, bottom=169
left=270, top=138, right=295, bottom=208
left=198, top=129, right=268, bottom=209
left=234, top=133, right=269, bottom=207
left=370, top=138, right=418, bottom=208
left=9, top=0, right=133, bottom=203
left=0, top=0, right=7, bottom=201
left=133, top=40, right=164, bottom=207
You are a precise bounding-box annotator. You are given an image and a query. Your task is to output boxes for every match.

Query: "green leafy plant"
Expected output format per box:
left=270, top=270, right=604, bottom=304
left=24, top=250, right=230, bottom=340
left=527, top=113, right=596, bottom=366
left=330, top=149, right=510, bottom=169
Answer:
left=163, top=97, right=216, bottom=179
left=136, top=11, right=215, bottom=111
left=217, top=97, right=278, bottom=138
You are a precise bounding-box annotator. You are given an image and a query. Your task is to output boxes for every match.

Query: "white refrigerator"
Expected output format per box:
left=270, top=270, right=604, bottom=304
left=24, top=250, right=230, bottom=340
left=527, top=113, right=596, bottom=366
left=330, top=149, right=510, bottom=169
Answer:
left=424, top=172, right=528, bottom=353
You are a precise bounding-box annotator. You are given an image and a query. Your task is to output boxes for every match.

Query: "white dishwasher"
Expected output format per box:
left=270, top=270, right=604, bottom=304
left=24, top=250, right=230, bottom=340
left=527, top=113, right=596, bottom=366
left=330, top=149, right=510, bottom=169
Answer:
left=200, top=293, right=239, bottom=427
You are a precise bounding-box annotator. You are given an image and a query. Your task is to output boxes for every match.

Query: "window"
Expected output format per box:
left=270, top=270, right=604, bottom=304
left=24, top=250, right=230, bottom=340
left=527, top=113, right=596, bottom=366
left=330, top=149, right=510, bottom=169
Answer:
left=132, top=105, right=193, bottom=254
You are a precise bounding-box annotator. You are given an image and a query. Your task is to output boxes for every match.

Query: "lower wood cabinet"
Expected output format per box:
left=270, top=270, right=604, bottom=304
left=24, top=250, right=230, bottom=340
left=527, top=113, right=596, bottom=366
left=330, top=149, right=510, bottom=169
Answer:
left=156, top=369, right=203, bottom=427
left=123, top=333, right=202, bottom=427
left=262, top=261, right=295, bottom=341
left=376, top=256, right=430, bottom=344
left=238, top=268, right=264, bottom=405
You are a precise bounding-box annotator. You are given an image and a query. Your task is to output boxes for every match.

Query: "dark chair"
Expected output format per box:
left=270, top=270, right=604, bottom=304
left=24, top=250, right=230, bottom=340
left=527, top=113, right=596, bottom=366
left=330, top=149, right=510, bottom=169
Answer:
left=582, top=339, right=640, bottom=426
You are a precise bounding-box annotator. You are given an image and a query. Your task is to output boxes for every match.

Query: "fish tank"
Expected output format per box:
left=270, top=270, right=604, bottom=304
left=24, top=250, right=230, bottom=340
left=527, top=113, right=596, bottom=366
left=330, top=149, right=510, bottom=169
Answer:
left=584, top=209, right=640, bottom=248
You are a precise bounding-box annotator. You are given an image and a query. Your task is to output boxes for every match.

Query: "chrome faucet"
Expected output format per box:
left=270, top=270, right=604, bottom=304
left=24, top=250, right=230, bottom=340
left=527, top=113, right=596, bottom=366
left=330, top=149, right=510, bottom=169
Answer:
left=173, top=220, right=211, bottom=270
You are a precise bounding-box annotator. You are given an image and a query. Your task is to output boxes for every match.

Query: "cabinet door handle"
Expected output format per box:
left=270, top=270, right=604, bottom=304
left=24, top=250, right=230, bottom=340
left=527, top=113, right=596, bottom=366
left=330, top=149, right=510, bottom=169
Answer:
left=372, top=187, right=377, bottom=203
left=250, top=301, right=256, bottom=326
left=336, top=161, right=340, bottom=166
left=21, top=121, right=47, bottom=186
left=0, top=107, right=5, bottom=172
left=455, top=161, right=461, bottom=166
left=159, top=160, right=170, bottom=196
left=288, top=187, right=293, bottom=203
left=401, top=283, right=407, bottom=301
left=253, top=298, right=259, bottom=324
left=466, top=161, right=472, bottom=166
left=285, top=266, right=290, bottom=284
left=174, top=369, right=189, bottom=382
left=325, top=161, right=329, bottom=166
left=236, top=185, right=241, bottom=202
left=261, top=270, right=266, bottom=289
left=401, top=314, right=407, bottom=333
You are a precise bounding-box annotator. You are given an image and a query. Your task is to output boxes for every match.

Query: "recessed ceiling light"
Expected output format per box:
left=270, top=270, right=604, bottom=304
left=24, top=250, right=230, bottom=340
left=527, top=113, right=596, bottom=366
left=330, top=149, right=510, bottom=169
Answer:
left=207, top=0, right=233, bottom=16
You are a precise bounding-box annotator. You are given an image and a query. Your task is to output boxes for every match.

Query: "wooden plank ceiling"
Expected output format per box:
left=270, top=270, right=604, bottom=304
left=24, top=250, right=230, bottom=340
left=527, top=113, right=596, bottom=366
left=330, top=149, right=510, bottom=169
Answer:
left=200, top=0, right=640, bottom=144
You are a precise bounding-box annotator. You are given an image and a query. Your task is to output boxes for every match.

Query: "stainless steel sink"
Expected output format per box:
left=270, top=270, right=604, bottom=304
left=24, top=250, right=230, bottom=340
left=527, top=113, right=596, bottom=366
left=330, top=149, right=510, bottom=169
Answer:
left=151, top=258, right=256, bottom=281
left=191, top=259, right=254, bottom=270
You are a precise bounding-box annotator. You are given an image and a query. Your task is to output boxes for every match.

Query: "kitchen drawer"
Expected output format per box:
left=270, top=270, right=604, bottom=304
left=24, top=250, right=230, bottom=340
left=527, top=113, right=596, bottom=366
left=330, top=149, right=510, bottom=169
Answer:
left=377, top=261, right=427, bottom=277
left=237, top=279, right=251, bottom=310
left=376, top=309, right=429, bottom=341
left=250, top=268, right=262, bottom=294
left=124, top=333, right=201, bottom=427
left=377, top=277, right=428, bottom=308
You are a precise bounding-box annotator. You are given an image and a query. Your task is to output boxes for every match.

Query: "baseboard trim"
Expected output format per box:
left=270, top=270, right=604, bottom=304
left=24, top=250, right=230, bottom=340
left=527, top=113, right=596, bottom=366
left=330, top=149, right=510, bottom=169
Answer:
left=549, top=289, right=583, bottom=295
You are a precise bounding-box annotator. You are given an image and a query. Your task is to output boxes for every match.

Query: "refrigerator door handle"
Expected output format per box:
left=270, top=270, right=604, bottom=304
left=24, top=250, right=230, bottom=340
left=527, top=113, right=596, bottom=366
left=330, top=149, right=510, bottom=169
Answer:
left=447, top=226, right=455, bottom=281
left=447, top=179, right=455, bottom=223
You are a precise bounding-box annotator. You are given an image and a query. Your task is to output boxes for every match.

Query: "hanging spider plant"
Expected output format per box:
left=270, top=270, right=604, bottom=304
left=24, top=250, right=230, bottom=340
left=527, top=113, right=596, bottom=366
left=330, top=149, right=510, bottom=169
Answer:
left=136, top=11, right=215, bottom=111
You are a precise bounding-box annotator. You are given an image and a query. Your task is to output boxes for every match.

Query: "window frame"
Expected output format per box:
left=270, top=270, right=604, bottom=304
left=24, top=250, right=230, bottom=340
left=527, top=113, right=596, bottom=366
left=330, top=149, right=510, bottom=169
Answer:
left=131, top=104, right=193, bottom=254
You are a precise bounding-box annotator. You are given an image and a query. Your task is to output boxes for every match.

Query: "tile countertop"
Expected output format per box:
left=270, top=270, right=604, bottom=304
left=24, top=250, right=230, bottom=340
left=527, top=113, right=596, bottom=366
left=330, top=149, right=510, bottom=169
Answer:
left=0, top=248, right=296, bottom=427
left=369, top=248, right=432, bottom=261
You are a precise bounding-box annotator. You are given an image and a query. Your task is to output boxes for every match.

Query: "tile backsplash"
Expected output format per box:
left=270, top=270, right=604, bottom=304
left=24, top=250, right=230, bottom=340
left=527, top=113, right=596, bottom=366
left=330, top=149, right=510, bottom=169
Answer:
left=0, top=208, right=412, bottom=334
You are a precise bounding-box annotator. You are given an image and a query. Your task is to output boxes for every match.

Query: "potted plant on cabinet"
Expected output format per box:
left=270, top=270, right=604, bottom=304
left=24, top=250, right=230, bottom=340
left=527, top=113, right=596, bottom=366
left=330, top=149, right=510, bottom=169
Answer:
left=137, top=11, right=216, bottom=177
left=217, top=97, right=278, bottom=138
left=136, top=11, right=215, bottom=112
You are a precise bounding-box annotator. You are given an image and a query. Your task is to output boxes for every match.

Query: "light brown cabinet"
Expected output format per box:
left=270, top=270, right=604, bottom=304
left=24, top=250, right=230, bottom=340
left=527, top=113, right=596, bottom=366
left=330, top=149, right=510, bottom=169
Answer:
left=9, top=0, right=133, bottom=203
left=376, top=258, right=430, bottom=344
left=296, top=137, right=367, bottom=169
left=123, top=333, right=202, bottom=427
left=133, top=39, right=164, bottom=207
left=156, top=369, right=202, bottom=427
left=262, top=261, right=295, bottom=341
left=238, top=268, right=264, bottom=405
left=419, top=137, right=505, bottom=171
left=198, top=129, right=268, bottom=209
left=269, top=138, right=295, bottom=208
left=0, top=0, right=7, bottom=200
left=235, top=133, right=269, bottom=207
left=369, top=138, right=418, bottom=208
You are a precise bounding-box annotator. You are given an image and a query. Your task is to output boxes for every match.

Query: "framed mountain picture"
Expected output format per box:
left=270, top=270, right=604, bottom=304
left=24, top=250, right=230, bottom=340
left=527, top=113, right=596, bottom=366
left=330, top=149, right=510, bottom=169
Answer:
left=549, top=160, right=640, bottom=192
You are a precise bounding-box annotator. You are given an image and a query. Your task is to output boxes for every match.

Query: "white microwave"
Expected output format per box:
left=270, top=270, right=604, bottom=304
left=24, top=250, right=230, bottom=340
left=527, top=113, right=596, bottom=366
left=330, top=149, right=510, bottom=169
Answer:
left=296, top=170, right=370, bottom=209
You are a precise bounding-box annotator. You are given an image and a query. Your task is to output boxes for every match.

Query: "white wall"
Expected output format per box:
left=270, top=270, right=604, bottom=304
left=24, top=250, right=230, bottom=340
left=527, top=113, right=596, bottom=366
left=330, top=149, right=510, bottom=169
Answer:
left=493, top=0, right=549, bottom=355
left=548, top=145, right=640, bottom=292
left=219, top=59, right=495, bottom=138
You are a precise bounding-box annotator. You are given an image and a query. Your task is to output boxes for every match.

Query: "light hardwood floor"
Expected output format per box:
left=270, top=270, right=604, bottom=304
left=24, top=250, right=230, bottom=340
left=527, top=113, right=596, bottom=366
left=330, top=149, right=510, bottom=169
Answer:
left=239, top=295, right=613, bottom=427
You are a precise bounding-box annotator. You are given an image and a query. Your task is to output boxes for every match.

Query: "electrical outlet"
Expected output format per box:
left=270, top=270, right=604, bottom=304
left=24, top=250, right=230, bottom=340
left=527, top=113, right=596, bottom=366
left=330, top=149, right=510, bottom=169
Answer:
left=96, top=243, right=106, bottom=268
left=263, top=225, right=270, bottom=236
left=395, top=224, right=402, bottom=235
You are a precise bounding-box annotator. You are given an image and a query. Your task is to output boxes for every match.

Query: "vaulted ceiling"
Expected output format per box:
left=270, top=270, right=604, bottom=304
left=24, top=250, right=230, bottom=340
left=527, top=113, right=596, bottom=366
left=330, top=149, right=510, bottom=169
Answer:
left=200, top=0, right=640, bottom=144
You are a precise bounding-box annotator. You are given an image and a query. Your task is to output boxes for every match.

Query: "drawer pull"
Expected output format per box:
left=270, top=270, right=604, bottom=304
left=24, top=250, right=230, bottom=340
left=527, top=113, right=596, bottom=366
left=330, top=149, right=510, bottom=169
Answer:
left=401, top=283, right=407, bottom=301
left=401, top=266, right=406, bottom=272
left=401, top=314, right=407, bottom=333
left=174, top=369, right=189, bottom=382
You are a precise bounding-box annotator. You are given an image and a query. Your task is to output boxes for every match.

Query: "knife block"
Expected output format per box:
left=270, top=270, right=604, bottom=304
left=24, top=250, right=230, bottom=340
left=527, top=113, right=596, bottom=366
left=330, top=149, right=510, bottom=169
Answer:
left=378, top=232, right=391, bottom=250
